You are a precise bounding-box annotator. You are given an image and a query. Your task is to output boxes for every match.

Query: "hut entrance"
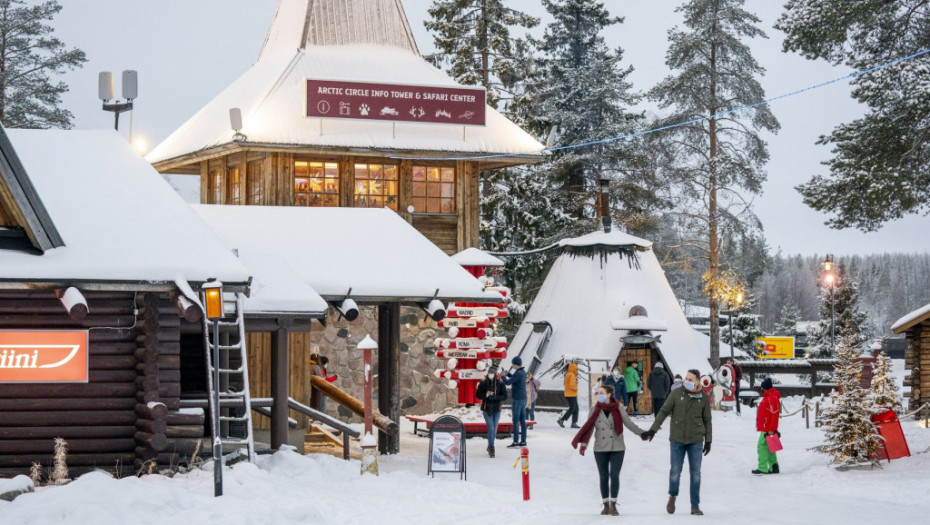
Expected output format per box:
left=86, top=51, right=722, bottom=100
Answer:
left=616, top=344, right=659, bottom=415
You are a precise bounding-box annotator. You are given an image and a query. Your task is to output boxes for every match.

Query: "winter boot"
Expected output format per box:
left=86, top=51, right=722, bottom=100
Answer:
left=691, top=507, right=704, bottom=515
left=557, top=418, right=565, bottom=428
left=507, top=442, right=521, bottom=448
left=751, top=469, right=770, bottom=475
left=600, top=500, right=610, bottom=515
left=609, top=500, right=619, bottom=516
left=771, top=463, right=779, bottom=474
left=488, top=446, right=495, bottom=458
left=666, top=496, right=676, bottom=514
left=570, top=423, right=580, bottom=428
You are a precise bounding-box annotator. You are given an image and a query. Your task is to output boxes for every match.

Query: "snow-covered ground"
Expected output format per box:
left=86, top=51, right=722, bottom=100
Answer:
left=2, top=401, right=929, bottom=524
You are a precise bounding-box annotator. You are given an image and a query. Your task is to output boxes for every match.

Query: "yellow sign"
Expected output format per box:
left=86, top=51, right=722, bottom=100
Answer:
left=755, top=337, right=795, bottom=359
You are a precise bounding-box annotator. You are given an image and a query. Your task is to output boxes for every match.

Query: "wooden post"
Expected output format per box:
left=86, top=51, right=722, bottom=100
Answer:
left=378, top=303, right=400, bottom=455
left=804, top=404, right=810, bottom=429
left=358, top=335, right=379, bottom=475
left=270, top=328, right=289, bottom=450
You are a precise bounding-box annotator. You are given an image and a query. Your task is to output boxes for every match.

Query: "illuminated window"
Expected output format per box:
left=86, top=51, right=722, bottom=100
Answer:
left=412, top=166, right=455, bottom=213
left=246, top=161, right=262, bottom=205
left=227, top=167, right=242, bottom=205
left=209, top=171, right=223, bottom=204
left=295, top=161, right=339, bottom=207
left=354, top=163, right=398, bottom=210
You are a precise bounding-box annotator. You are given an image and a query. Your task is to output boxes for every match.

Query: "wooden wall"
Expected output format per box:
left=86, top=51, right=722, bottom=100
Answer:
left=246, top=332, right=314, bottom=429
left=196, top=152, right=481, bottom=254
left=904, top=322, right=929, bottom=414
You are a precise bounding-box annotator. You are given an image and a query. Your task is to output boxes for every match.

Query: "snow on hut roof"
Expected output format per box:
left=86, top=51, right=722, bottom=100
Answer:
left=147, top=43, right=545, bottom=168
left=259, top=0, right=418, bottom=61
left=451, top=247, right=504, bottom=268
left=610, top=317, right=669, bottom=332
left=237, top=252, right=327, bottom=317
left=0, top=130, right=250, bottom=288
left=192, top=205, right=500, bottom=303
left=558, top=228, right=653, bottom=249
left=891, top=302, right=930, bottom=334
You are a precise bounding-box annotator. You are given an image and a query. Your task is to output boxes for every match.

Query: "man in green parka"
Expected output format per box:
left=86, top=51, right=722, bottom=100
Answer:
left=641, top=369, right=712, bottom=516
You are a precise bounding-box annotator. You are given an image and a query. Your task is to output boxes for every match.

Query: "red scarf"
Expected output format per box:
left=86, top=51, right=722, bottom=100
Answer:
left=571, top=401, right=624, bottom=449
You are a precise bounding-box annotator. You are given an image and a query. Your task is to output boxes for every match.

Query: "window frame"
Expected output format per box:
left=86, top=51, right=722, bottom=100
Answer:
left=411, top=164, right=456, bottom=215
left=353, top=162, right=399, bottom=210
left=294, top=159, right=341, bottom=207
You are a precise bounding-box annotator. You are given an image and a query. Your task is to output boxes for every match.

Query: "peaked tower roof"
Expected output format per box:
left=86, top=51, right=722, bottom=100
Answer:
left=259, top=0, right=419, bottom=61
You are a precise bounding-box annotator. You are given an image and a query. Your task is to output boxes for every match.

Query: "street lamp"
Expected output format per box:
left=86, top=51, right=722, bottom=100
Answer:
left=822, top=254, right=835, bottom=355
left=202, top=279, right=224, bottom=497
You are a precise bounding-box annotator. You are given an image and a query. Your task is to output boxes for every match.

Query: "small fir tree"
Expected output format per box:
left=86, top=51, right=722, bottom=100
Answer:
left=808, top=261, right=869, bottom=358
left=815, top=335, right=880, bottom=467
left=870, top=350, right=901, bottom=412
left=774, top=302, right=801, bottom=337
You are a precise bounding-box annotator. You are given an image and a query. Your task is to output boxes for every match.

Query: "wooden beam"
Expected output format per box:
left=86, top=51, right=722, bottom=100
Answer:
left=378, top=302, right=401, bottom=454
left=270, top=327, right=289, bottom=449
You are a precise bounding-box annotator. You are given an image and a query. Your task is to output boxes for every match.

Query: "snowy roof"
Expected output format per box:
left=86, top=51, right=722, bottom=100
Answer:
left=891, top=302, right=930, bottom=334
left=512, top=245, right=712, bottom=391
left=451, top=247, right=504, bottom=268
left=148, top=44, right=544, bottom=169
left=237, top=252, right=327, bottom=317
left=192, top=205, right=500, bottom=303
left=0, top=130, right=250, bottom=288
left=558, top=229, right=653, bottom=249
left=610, top=317, right=669, bottom=332
left=258, top=0, right=418, bottom=61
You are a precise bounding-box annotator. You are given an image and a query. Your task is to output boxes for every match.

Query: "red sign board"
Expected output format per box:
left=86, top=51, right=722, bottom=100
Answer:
left=305, top=79, right=486, bottom=126
left=0, top=331, right=89, bottom=383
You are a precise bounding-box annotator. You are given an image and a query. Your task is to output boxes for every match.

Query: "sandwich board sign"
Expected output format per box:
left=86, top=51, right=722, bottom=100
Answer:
left=428, top=415, right=467, bottom=480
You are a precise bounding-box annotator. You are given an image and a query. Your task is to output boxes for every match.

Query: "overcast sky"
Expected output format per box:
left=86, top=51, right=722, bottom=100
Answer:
left=51, top=0, right=928, bottom=257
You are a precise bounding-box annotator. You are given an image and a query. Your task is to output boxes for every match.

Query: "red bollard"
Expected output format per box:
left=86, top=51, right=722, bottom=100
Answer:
left=512, top=447, right=530, bottom=500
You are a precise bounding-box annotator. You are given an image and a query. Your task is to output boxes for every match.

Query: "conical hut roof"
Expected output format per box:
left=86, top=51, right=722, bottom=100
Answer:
left=510, top=228, right=712, bottom=393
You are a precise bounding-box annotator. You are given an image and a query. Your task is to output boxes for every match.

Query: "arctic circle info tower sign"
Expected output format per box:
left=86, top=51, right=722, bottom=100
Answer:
left=305, top=79, right=486, bottom=126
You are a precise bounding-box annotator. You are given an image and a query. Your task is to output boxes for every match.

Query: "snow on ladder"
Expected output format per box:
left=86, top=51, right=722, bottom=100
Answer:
left=202, top=293, right=255, bottom=462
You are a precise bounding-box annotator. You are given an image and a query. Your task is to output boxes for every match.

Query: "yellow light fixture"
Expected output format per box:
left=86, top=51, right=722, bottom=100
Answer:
left=202, top=279, right=224, bottom=320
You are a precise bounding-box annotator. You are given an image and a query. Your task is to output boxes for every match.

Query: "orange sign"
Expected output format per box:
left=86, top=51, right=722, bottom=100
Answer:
left=0, top=331, right=89, bottom=383
left=755, top=336, right=795, bottom=359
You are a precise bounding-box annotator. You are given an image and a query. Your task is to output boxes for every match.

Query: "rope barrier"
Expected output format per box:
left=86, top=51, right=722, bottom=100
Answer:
left=900, top=402, right=930, bottom=419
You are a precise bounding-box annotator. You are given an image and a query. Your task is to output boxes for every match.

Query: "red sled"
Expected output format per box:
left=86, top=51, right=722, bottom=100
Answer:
left=870, top=409, right=910, bottom=462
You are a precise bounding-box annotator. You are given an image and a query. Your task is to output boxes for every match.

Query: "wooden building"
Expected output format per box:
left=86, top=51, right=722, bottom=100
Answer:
left=147, top=0, right=545, bottom=255
left=0, top=128, right=252, bottom=477
left=892, top=304, right=930, bottom=416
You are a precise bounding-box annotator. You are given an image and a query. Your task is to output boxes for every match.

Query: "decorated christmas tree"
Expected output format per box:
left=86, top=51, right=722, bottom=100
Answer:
left=870, top=350, right=901, bottom=413
left=815, top=333, right=880, bottom=468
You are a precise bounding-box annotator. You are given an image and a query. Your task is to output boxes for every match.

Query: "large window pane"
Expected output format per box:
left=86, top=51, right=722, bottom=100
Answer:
left=295, top=160, right=339, bottom=207
left=412, top=165, right=456, bottom=214
left=353, top=162, right=398, bottom=208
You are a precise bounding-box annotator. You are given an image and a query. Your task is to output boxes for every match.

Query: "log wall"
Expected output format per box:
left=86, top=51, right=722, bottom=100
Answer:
left=904, top=322, right=929, bottom=415
left=0, top=291, right=201, bottom=478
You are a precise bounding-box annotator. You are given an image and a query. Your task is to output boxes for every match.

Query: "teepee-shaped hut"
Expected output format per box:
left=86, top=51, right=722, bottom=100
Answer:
left=510, top=228, right=713, bottom=413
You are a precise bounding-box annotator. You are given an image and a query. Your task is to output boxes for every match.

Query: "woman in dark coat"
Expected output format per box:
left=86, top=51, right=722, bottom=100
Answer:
left=476, top=369, right=507, bottom=457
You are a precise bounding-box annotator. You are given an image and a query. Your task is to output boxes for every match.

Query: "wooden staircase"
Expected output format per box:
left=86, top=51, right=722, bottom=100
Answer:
left=304, top=424, right=362, bottom=459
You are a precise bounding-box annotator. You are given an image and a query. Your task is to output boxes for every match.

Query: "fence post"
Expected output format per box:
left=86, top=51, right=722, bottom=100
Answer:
left=803, top=403, right=809, bottom=429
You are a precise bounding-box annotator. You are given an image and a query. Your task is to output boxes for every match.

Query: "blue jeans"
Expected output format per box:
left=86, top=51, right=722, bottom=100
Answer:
left=511, top=400, right=527, bottom=444
left=669, top=441, right=703, bottom=507
left=527, top=400, right=536, bottom=422
left=482, top=410, right=502, bottom=447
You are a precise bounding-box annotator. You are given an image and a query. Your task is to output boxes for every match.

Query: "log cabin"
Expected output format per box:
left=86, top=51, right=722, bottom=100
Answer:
left=891, top=304, right=930, bottom=417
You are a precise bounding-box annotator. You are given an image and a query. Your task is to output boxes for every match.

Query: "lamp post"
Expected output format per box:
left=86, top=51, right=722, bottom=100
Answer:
left=202, top=279, right=224, bottom=497
left=822, top=254, right=835, bottom=355
left=723, top=293, right=743, bottom=359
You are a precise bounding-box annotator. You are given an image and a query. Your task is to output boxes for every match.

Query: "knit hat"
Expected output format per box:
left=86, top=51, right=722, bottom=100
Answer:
left=655, top=362, right=664, bottom=369
left=761, top=378, right=773, bottom=391
left=511, top=356, right=523, bottom=366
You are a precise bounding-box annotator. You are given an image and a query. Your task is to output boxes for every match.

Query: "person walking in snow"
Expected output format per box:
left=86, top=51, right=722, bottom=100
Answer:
left=624, top=362, right=642, bottom=415
left=527, top=372, right=541, bottom=422
left=671, top=374, right=683, bottom=391
left=601, top=366, right=628, bottom=406
left=572, top=384, right=646, bottom=516
left=502, top=356, right=528, bottom=447
left=753, top=378, right=781, bottom=474
left=640, top=369, right=712, bottom=516
left=647, top=362, right=672, bottom=417
left=476, top=368, right=507, bottom=457
left=557, top=362, right=580, bottom=428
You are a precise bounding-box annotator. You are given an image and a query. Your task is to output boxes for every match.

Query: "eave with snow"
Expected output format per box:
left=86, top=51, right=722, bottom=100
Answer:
left=891, top=302, right=930, bottom=416
left=147, top=0, right=546, bottom=255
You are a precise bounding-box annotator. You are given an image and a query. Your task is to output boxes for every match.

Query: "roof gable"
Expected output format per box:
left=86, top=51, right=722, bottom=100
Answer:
left=0, top=125, right=64, bottom=253
left=259, top=0, right=418, bottom=61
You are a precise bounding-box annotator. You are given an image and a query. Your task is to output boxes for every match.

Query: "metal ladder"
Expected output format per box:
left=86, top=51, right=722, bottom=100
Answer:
left=202, top=293, right=255, bottom=462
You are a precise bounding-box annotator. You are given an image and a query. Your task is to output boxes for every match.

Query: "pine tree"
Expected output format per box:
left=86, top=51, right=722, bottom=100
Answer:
left=815, top=334, right=880, bottom=468
left=774, top=302, right=801, bottom=337
left=776, top=1, right=930, bottom=232
left=809, top=261, right=870, bottom=358
left=524, top=0, right=655, bottom=223
left=722, top=295, right=765, bottom=357
left=870, top=350, right=901, bottom=412
left=424, top=0, right=539, bottom=109
left=0, top=0, right=86, bottom=128
left=649, top=0, right=779, bottom=369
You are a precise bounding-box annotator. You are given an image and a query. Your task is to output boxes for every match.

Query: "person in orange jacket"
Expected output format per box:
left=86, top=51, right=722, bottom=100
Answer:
left=753, top=378, right=781, bottom=474
left=558, top=363, right=580, bottom=428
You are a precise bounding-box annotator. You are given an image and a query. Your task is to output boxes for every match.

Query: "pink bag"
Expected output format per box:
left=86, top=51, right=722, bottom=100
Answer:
left=765, top=433, right=783, bottom=453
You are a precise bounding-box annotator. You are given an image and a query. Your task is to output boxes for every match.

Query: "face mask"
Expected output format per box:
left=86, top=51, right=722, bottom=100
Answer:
left=683, top=380, right=696, bottom=392
left=596, top=393, right=608, bottom=404
left=612, top=370, right=620, bottom=377
left=487, top=373, right=495, bottom=380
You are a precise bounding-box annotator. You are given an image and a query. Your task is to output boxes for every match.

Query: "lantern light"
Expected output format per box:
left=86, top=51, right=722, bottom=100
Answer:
left=202, top=279, right=224, bottom=320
